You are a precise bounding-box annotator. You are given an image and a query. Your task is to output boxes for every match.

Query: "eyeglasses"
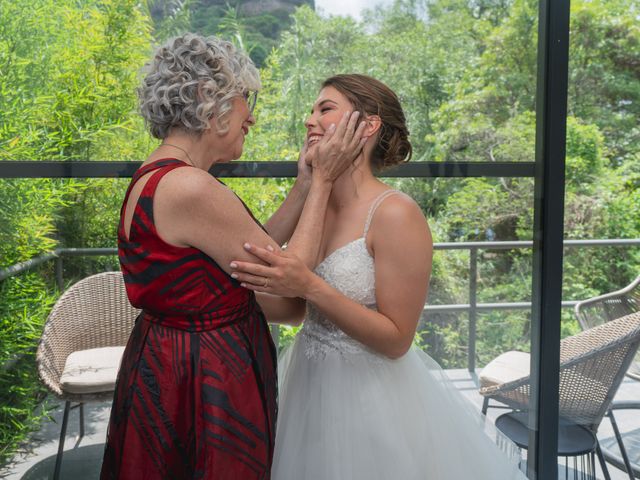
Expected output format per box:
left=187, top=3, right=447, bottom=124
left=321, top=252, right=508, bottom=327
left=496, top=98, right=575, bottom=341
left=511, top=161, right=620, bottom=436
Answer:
left=243, top=90, right=258, bottom=114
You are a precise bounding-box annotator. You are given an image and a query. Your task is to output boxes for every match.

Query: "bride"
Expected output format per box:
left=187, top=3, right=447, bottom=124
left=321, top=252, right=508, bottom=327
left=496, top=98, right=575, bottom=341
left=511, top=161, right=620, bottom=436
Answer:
left=231, top=74, right=527, bottom=479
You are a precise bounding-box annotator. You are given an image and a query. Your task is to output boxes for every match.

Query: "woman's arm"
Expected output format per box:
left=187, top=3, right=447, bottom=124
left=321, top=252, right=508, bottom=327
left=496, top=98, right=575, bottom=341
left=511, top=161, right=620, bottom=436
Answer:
left=153, top=112, right=364, bottom=324
left=262, top=144, right=312, bottom=246
left=231, top=195, right=433, bottom=358
left=159, top=116, right=361, bottom=272
left=252, top=293, right=306, bottom=326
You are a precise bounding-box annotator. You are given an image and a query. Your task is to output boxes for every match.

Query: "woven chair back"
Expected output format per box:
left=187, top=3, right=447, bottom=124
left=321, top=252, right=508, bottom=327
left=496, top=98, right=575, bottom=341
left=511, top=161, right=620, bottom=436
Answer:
left=480, top=312, right=640, bottom=432
left=36, top=271, right=140, bottom=397
left=575, top=276, right=640, bottom=380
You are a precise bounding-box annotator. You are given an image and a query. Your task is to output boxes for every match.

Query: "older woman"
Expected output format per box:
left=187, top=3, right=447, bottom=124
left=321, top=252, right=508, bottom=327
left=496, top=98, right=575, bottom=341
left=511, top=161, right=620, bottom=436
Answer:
left=100, top=35, right=365, bottom=479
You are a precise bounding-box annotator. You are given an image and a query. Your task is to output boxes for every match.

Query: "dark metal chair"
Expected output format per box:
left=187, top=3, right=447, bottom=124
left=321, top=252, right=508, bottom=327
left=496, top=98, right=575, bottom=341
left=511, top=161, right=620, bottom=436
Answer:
left=575, top=276, right=640, bottom=479
left=480, top=312, right=640, bottom=479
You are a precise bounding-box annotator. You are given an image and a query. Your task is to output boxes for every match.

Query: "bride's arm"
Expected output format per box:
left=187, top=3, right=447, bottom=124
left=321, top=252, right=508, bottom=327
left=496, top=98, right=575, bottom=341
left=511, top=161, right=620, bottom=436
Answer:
left=262, top=143, right=312, bottom=246
left=245, top=112, right=367, bottom=324
left=253, top=293, right=306, bottom=326
left=232, top=195, right=433, bottom=358
left=248, top=170, right=334, bottom=327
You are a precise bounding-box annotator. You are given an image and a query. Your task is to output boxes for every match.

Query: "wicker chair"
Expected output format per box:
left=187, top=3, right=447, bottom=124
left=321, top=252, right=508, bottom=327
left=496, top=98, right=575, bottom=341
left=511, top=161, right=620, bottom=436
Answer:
left=36, top=271, right=140, bottom=480
left=575, top=275, right=640, bottom=381
left=575, top=276, right=640, bottom=479
left=479, top=312, right=640, bottom=480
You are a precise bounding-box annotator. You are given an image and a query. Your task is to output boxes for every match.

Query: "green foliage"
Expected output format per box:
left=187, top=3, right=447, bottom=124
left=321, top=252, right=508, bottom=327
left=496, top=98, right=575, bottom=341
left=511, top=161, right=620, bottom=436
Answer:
left=0, top=0, right=153, bottom=464
left=0, top=0, right=152, bottom=161
left=187, top=1, right=305, bottom=67
left=276, top=324, right=302, bottom=351
left=0, top=272, right=56, bottom=465
left=569, top=0, right=640, bottom=165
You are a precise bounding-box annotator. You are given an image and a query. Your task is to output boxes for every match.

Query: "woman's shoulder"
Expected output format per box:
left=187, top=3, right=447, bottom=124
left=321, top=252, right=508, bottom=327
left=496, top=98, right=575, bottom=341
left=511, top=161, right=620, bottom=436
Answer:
left=158, top=166, right=228, bottom=202
left=376, top=190, right=423, bottom=220
left=370, top=190, right=430, bottom=238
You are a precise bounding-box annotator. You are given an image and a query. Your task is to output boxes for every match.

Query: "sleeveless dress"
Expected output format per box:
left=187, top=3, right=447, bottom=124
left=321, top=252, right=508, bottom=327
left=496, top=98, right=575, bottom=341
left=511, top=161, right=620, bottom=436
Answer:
left=272, top=190, right=527, bottom=480
left=101, top=159, right=277, bottom=480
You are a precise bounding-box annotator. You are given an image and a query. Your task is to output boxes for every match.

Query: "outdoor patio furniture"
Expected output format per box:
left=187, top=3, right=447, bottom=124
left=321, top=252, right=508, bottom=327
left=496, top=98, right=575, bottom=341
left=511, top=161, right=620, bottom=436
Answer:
left=575, top=276, right=640, bottom=381
left=36, top=271, right=140, bottom=480
left=575, top=276, right=640, bottom=479
left=479, top=311, right=640, bottom=479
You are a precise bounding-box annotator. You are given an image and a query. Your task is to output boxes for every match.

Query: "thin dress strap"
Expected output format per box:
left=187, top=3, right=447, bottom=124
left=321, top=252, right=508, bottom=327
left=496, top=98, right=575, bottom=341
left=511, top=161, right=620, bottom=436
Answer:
left=363, top=189, right=401, bottom=237
left=120, top=158, right=189, bottom=235
left=121, top=158, right=187, bottom=213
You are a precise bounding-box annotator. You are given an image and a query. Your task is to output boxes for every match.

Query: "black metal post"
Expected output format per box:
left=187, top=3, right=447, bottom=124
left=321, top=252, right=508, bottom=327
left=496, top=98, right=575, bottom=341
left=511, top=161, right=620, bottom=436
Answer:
left=529, top=0, right=571, bottom=478
left=468, top=247, right=478, bottom=372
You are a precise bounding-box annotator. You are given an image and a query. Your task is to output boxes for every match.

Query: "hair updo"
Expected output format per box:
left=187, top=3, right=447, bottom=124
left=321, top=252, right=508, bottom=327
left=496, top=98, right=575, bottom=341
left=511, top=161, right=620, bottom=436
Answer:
left=321, top=74, right=412, bottom=171
left=138, top=33, right=260, bottom=139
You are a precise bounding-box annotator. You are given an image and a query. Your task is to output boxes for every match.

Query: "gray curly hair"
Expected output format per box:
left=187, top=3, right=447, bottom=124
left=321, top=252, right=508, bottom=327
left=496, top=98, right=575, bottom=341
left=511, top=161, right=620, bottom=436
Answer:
left=138, top=33, right=261, bottom=139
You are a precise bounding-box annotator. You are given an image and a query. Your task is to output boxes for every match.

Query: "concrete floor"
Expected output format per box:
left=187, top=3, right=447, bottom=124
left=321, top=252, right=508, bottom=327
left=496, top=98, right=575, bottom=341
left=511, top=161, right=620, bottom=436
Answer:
left=1, top=370, right=638, bottom=480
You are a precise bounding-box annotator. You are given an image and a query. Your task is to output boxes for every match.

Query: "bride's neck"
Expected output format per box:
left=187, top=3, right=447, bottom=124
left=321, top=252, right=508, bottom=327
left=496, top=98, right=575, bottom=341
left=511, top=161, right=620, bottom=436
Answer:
left=329, top=157, right=379, bottom=209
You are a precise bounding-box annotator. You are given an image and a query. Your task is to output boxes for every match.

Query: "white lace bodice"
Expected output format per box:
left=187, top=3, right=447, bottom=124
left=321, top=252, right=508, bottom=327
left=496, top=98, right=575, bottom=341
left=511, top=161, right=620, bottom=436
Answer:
left=299, top=190, right=401, bottom=360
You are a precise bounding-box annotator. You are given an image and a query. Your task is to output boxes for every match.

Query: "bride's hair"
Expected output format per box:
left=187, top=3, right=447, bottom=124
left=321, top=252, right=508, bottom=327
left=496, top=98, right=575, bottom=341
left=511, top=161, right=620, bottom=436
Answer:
left=321, top=74, right=412, bottom=171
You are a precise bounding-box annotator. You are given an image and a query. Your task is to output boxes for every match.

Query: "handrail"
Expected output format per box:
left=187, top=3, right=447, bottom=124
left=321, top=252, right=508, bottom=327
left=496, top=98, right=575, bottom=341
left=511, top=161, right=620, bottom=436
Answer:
left=2, top=239, right=639, bottom=280
left=0, top=160, right=536, bottom=179
left=0, top=253, right=59, bottom=281
left=1, top=239, right=639, bottom=373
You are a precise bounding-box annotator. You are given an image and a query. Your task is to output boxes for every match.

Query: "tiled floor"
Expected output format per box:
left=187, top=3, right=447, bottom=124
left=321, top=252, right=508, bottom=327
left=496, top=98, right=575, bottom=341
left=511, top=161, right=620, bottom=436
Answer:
left=1, top=370, right=638, bottom=480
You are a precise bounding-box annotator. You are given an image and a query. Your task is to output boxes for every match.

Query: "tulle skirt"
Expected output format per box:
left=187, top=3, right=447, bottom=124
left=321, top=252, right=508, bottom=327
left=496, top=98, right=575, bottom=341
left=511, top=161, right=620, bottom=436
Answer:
left=272, top=335, right=527, bottom=480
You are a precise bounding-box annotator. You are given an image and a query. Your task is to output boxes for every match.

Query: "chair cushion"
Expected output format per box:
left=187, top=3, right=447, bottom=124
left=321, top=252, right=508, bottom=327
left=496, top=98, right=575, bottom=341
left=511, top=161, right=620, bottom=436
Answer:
left=479, top=351, right=530, bottom=388
left=60, top=346, right=125, bottom=394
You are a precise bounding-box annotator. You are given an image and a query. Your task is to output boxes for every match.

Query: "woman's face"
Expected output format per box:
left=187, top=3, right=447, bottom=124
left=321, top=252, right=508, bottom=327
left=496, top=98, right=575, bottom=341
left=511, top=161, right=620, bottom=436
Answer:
left=214, top=95, right=256, bottom=161
left=304, top=86, right=355, bottom=152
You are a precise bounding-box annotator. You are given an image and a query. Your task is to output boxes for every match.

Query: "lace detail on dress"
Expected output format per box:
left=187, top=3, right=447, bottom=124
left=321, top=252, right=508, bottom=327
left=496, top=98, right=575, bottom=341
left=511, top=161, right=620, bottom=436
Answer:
left=300, top=190, right=402, bottom=361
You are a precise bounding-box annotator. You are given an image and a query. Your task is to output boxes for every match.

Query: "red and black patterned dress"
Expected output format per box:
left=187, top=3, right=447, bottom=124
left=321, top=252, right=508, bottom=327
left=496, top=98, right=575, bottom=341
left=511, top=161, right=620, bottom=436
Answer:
left=101, top=159, right=277, bottom=480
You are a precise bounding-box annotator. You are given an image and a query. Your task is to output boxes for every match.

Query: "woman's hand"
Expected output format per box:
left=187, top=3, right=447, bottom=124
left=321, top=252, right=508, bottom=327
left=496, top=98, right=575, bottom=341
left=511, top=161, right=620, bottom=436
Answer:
left=296, top=137, right=312, bottom=188
left=306, top=111, right=367, bottom=183
left=230, top=243, right=316, bottom=298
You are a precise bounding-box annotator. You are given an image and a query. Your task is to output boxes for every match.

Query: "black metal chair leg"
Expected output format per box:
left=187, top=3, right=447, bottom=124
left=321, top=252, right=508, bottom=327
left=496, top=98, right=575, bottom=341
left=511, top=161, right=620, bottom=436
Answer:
left=73, top=402, right=85, bottom=448
left=79, top=403, right=84, bottom=438
left=53, top=401, right=71, bottom=480
left=596, top=442, right=612, bottom=480
left=608, top=409, right=635, bottom=480
left=481, top=396, right=489, bottom=415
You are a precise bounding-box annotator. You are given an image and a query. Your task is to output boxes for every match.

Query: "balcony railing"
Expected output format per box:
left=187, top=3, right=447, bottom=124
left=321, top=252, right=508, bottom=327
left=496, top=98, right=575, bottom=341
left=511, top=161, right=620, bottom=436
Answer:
left=2, top=239, right=639, bottom=374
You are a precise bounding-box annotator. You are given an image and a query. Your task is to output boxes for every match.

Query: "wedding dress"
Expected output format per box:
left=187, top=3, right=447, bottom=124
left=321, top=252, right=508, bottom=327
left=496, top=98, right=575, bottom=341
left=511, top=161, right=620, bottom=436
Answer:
left=272, top=190, right=527, bottom=480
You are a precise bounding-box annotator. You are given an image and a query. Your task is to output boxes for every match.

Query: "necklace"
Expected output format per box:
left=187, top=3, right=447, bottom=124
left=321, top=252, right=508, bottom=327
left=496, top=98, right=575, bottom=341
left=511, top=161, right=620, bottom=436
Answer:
left=160, top=142, right=195, bottom=166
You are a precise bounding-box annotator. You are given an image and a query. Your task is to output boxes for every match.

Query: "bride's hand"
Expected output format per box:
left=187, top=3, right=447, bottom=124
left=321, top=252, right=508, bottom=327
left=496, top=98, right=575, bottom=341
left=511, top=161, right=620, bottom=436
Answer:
left=306, top=111, right=367, bottom=183
left=230, top=243, right=315, bottom=298
left=296, top=137, right=312, bottom=188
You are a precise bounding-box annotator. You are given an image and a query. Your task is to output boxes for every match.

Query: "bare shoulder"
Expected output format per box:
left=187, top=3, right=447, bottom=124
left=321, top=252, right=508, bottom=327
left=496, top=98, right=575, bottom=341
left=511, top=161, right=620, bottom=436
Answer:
left=373, top=192, right=428, bottom=231
left=152, top=166, right=268, bottom=253
left=156, top=166, right=236, bottom=209
left=367, top=193, right=433, bottom=265
left=158, top=166, right=220, bottom=197
left=368, top=191, right=432, bottom=252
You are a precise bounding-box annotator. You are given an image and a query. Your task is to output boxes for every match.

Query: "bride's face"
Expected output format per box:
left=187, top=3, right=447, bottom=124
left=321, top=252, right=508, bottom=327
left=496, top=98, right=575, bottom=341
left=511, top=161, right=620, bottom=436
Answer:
left=304, top=86, right=355, bottom=154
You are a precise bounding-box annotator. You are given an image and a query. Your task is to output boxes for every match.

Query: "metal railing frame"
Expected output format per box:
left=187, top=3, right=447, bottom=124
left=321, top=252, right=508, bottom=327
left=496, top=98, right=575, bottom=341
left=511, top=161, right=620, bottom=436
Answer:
left=3, top=239, right=638, bottom=374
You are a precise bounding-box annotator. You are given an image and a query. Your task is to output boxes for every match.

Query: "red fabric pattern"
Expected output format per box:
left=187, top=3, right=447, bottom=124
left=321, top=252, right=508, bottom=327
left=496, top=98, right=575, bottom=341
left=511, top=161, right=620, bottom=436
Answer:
left=101, top=159, right=277, bottom=480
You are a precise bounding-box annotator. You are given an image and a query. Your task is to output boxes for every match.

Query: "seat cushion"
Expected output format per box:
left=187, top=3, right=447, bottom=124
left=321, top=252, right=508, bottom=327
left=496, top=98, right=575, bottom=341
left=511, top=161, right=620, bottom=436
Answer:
left=60, top=346, right=125, bottom=394
left=479, top=351, right=530, bottom=388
